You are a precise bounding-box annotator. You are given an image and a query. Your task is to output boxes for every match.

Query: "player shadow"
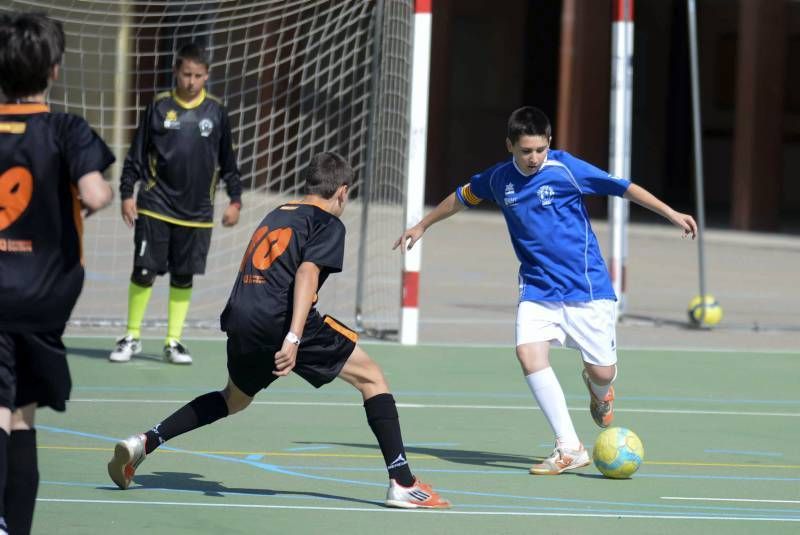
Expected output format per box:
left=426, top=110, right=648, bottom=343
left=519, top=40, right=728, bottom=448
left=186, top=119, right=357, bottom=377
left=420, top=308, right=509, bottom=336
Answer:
left=292, top=441, right=541, bottom=470
left=110, top=471, right=380, bottom=506
left=67, top=346, right=165, bottom=362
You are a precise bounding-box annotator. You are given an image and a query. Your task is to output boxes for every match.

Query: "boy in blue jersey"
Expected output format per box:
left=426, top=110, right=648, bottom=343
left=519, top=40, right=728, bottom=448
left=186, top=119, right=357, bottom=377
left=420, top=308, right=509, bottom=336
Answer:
left=395, top=106, right=696, bottom=475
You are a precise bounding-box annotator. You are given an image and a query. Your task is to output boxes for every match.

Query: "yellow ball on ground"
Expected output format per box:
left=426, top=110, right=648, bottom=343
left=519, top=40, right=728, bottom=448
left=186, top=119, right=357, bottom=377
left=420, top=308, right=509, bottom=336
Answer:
left=593, top=427, right=644, bottom=479
left=687, top=294, right=723, bottom=327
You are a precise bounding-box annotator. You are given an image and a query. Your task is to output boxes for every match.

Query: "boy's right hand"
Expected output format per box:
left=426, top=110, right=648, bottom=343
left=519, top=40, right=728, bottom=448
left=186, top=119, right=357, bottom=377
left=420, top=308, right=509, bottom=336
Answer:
left=121, top=198, right=138, bottom=228
left=393, top=224, right=424, bottom=253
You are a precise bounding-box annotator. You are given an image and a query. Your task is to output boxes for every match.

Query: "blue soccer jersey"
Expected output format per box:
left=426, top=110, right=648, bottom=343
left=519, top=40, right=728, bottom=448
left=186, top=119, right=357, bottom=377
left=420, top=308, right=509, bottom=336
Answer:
left=455, top=150, right=631, bottom=302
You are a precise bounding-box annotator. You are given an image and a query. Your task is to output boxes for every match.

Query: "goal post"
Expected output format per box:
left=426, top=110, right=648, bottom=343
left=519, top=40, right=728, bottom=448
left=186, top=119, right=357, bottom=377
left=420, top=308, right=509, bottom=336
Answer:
left=0, top=0, right=415, bottom=337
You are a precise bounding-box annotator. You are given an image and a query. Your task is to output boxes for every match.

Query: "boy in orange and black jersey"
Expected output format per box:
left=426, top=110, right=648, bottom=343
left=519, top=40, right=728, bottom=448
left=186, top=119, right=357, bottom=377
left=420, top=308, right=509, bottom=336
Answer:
left=0, top=12, right=114, bottom=534
left=110, top=42, right=242, bottom=365
left=108, top=152, right=450, bottom=510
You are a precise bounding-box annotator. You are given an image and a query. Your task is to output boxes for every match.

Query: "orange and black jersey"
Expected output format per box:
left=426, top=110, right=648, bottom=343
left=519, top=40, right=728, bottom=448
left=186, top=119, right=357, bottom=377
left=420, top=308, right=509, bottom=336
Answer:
left=119, top=89, right=241, bottom=227
left=0, top=104, right=114, bottom=331
left=221, top=202, right=345, bottom=353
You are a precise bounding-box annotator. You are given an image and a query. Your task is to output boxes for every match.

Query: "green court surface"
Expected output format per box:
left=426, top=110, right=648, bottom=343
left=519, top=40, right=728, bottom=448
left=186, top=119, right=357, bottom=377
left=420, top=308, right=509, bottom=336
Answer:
left=32, top=337, right=800, bottom=534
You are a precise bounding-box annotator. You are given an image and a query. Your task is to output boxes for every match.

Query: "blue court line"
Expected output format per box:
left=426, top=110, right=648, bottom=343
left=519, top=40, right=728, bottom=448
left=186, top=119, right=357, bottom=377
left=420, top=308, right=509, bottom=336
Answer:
left=245, top=454, right=264, bottom=461
left=704, top=449, right=784, bottom=457
left=284, top=445, right=333, bottom=452
left=70, top=385, right=800, bottom=405
left=37, top=425, right=800, bottom=518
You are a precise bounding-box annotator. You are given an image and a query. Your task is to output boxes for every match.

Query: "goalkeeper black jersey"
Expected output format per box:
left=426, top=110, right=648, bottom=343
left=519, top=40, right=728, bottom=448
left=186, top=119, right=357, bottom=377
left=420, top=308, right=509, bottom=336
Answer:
left=220, top=202, right=346, bottom=352
left=119, top=89, right=241, bottom=227
left=0, top=103, right=114, bottom=331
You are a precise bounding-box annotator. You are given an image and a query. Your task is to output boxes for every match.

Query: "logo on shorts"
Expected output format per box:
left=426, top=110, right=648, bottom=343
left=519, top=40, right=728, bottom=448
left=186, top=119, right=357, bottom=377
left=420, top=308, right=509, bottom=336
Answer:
left=199, top=118, right=214, bottom=137
left=504, top=182, right=517, bottom=206
left=164, top=110, right=180, bottom=129
left=537, top=185, right=555, bottom=206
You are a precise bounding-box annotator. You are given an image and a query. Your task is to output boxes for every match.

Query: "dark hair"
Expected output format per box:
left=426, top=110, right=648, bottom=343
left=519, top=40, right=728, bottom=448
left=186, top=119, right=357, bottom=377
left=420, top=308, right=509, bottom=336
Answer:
left=174, top=42, right=210, bottom=69
left=0, top=12, right=65, bottom=100
left=303, top=152, right=353, bottom=198
left=507, top=106, right=552, bottom=144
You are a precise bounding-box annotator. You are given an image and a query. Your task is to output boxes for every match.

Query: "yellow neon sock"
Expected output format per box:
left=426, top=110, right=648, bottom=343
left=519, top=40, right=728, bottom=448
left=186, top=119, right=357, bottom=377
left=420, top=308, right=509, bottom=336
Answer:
left=166, top=286, right=192, bottom=344
left=126, top=282, right=153, bottom=339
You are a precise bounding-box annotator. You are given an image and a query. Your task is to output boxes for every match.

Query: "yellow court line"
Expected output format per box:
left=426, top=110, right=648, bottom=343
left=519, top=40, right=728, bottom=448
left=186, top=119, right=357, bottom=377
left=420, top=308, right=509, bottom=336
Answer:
left=37, top=445, right=800, bottom=469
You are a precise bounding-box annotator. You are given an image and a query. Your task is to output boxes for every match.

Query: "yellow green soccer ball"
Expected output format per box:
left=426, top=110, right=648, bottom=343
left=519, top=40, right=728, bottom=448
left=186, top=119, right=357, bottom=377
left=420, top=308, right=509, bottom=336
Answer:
left=593, top=427, right=644, bottom=479
left=687, top=294, right=723, bottom=327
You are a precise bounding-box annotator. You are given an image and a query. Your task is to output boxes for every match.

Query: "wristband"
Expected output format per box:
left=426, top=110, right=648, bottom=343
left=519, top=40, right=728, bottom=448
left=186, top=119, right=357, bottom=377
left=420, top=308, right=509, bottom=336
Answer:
left=285, top=332, right=300, bottom=346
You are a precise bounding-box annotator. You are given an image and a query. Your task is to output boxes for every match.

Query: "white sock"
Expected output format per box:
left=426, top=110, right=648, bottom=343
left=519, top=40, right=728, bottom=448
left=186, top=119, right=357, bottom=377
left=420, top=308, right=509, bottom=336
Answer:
left=525, top=367, right=581, bottom=450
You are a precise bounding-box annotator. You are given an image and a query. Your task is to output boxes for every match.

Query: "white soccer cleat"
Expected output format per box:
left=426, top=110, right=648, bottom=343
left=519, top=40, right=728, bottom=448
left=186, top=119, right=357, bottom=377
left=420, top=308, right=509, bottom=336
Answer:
left=384, top=478, right=451, bottom=509
left=107, top=434, right=147, bottom=489
left=163, top=340, right=193, bottom=365
left=109, top=335, right=142, bottom=363
left=530, top=444, right=591, bottom=475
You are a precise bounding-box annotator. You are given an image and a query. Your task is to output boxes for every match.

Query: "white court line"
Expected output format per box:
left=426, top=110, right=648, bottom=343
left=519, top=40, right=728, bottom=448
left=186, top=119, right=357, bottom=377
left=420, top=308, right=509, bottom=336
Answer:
left=36, top=498, right=800, bottom=522
left=67, top=398, right=800, bottom=417
left=662, top=497, right=800, bottom=505
left=63, top=334, right=800, bottom=354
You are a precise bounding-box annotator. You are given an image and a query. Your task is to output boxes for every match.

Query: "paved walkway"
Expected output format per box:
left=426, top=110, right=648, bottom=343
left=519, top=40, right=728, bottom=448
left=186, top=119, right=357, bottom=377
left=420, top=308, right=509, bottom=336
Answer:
left=414, top=210, right=800, bottom=352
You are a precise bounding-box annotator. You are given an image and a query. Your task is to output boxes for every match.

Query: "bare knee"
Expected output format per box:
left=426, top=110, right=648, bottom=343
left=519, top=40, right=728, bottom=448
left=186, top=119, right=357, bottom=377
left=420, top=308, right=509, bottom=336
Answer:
left=339, top=347, right=389, bottom=399
left=221, top=380, right=253, bottom=414
left=10, top=404, right=35, bottom=431
left=584, top=363, right=617, bottom=385
left=516, top=342, right=551, bottom=375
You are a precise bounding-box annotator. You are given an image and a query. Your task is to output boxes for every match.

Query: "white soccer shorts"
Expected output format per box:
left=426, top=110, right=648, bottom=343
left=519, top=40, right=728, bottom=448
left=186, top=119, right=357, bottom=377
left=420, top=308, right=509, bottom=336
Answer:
left=515, top=299, right=618, bottom=366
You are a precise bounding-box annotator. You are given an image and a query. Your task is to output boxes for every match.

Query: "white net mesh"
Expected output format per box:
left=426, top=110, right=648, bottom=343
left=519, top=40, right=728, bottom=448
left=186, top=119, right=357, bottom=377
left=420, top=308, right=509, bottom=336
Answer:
left=2, top=0, right=412, bottom=337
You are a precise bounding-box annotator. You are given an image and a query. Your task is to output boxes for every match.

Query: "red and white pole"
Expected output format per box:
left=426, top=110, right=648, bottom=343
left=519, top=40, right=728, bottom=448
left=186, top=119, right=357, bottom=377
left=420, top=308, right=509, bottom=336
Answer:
left=609, top=0, right=634, bottom=318
left=401, top=0, right=432, bottom=345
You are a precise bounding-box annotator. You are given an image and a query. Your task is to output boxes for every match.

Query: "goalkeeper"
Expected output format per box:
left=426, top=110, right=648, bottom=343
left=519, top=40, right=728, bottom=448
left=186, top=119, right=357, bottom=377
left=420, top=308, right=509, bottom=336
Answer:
left=110, top=43, right=242, bottom=365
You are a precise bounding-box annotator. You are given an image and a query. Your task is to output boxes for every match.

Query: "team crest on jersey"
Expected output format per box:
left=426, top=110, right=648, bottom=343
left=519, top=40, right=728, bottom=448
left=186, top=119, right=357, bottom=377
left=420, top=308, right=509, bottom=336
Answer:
left=504, top=182, right=517, bottom=206
left=164, top=110, right=180, bottom=129
left=537, top=185, right=555, bottom=206
left=199, top=118, right=214, bottom=137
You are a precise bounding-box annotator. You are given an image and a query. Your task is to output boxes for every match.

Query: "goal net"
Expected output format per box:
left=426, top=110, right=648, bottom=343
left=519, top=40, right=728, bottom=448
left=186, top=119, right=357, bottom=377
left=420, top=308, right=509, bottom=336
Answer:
left=2, top=0, right=413, bottom=337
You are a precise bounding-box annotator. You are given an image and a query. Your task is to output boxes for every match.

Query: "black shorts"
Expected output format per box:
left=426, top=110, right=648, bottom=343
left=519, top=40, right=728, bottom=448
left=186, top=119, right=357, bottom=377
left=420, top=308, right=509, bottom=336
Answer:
left=0, top=331, right=72, bottom=412
left=227, top=314, right=358, bottom=397
left=133, top=214, right=212, bottom=275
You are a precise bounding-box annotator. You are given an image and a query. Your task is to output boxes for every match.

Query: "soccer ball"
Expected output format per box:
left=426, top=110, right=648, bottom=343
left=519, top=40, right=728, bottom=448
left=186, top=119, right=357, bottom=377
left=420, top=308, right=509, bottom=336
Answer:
left=687, top=294, right=723, bottom=327
left=593, top=427, right=644, bottom=479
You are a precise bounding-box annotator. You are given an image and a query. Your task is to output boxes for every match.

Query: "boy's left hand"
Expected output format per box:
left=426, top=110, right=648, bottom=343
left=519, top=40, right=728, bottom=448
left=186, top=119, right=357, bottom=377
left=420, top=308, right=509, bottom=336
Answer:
left=222, top=203, right=240, bottom=227
left=669, top=210, right=698, bottom=239
left=273, top=340, right=298, bottom=376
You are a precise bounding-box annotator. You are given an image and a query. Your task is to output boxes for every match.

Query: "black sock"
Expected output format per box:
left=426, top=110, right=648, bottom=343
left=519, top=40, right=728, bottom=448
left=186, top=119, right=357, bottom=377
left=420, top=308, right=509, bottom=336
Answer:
left=5, top=429, right=38, bottom=535
left=0, top=429, right=7, bottom=524
left=144, top=391, right=229, bottom=454
left=364, top=393, right=414, bottom=486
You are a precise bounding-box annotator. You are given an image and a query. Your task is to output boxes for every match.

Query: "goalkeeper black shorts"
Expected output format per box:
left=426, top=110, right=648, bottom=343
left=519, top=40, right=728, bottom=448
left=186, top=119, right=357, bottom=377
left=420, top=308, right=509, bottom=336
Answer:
left=133, top=213, right=212, bottom=275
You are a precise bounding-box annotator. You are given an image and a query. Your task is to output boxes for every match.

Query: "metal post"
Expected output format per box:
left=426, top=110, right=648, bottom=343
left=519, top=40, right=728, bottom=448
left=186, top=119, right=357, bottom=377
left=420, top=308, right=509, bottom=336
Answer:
left=400, top=0, right=433, bottom=345
left=112, top=1, right=131, bottom=184
left=608, top=0, right=634, bottom=318
left=687, top=0, right=708, bottom=324
left=355, top=0, right=386, bottom=333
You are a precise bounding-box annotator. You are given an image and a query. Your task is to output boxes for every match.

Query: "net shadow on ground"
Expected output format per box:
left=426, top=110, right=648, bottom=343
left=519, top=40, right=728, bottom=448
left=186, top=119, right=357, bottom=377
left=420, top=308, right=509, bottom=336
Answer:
left=102, top=471, right=380, bottom=506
